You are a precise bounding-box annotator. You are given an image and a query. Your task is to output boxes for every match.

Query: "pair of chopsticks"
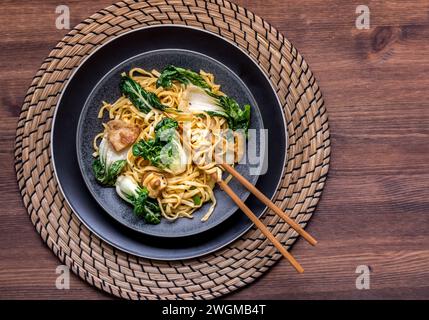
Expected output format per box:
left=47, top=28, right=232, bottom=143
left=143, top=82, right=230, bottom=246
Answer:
left=212, top=163, right=317, bottom=273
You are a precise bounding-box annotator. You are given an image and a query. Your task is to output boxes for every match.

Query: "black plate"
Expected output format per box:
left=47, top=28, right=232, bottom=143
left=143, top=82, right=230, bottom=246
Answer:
left=76, top=49, right=263, bottom=238
left=52, top=25, right=287, bottom=260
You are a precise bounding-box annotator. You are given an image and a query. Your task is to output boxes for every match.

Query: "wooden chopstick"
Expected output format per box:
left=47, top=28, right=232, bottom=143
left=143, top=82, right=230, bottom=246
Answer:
left=221, top=163, right=317, bottom=246
left=212, top=174, right=304, bottom=273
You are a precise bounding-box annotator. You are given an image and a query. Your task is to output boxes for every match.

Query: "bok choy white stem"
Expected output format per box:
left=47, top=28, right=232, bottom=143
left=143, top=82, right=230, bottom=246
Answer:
left=115, top=175, right=161, bottom=224
left=92, top=137, right=127, bottom=186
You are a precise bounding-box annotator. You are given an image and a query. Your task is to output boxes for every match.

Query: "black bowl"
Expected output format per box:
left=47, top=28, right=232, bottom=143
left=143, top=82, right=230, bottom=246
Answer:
left=52, top=25, right=287, bottom=260
left=77, top=49, right=263, bottom=237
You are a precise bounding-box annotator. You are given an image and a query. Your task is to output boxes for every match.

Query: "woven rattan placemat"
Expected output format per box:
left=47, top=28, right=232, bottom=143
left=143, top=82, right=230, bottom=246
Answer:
left=14, top=0, right=330, bottom=299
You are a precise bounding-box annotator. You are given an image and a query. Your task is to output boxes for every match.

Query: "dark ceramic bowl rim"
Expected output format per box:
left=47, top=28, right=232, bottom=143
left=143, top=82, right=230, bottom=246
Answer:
left=50, top=24, right=287, bottom=260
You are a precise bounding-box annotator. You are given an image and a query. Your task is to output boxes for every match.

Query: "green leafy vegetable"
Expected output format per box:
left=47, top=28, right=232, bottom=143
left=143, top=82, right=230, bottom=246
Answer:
left=156, top=65, right=211, bottom=90
left=120, top=75, right=167, bottom=113
left=133, top=139, right=163, bottom=168
left=133, top=118, right=188, bottom=174
left=182, top=85, right=228, bottom=117
left=155, top=118, right=179, bottom=140
left=132, top=118, right=178, bottom=168
left=157, top=65, right=251, bottom=132
left=192, top=195, right=202, bottom=205
left=92, top=137, right=127, bottom=186
left=116, top=175, right=161, bottom=224
left=93, top=158, right=126, bottom=187
left=183, top=85, right=250, bottom=132
left=217, top=96, right=251, bottom=132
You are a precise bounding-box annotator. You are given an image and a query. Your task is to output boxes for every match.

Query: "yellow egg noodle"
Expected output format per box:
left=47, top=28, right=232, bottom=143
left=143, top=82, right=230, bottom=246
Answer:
left=93, top=68, right=245, bottom=222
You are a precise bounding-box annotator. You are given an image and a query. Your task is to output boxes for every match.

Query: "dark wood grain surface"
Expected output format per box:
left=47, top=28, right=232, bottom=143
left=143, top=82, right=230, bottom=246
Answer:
left=1, top=0, right=428, bottom=300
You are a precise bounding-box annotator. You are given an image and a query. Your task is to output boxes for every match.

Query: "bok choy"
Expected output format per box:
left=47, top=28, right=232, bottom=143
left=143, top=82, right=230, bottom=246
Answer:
left=132, top=118, right=188, bottom=174
left=156, top=65, right=211, bottom=90
left=115, top=175, right=161, bottom=224
left=92, top=137, right=127, bottom=187
left=182, top=85, right=250, bottom=132
left=156, top=65, right=251, bottom=132
left=120, top=74, right=167, bottom=113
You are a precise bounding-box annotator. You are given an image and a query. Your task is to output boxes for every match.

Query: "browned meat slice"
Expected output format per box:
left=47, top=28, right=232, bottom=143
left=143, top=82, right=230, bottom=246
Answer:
left=142, top=172, right=167, bottom=198
left=106, top=120, right=140, bottom=152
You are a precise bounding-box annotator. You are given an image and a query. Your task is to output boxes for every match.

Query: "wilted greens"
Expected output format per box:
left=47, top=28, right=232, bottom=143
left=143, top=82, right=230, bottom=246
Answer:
left=120, top=75, right=167, bottom=113
left=192, top=195, right=202, bottom=205
left=132, top=118, right=187, bottom=174
left=92, top=138, right=127, bottom=186
left=156, top=65, right=251, bottom=132
left=217, top=96, right=251, bottom=132
left=156, top=65, right=211, bottom=90
left=115, top=176, right=161, bottom=224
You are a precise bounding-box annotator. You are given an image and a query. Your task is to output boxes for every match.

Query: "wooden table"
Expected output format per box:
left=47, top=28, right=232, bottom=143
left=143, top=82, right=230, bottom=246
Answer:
left=1, top=0, right=428, bottom=299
